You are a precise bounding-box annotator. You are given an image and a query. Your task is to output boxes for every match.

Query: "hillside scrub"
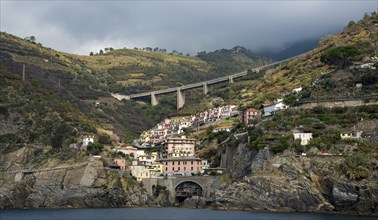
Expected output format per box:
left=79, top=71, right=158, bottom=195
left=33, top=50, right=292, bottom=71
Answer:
left=320, top=45, right=360, bottom=69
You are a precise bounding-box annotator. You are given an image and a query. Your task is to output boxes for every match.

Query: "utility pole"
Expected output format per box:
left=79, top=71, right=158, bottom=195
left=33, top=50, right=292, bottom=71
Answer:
left=22, top=64, right=25, bottom=81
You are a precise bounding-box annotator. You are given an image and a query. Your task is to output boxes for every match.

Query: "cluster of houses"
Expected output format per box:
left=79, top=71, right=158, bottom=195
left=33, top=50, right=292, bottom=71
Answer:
left=136, top=99, right=299, bottom=148
left=110, top=136, right=210, bottom=181
left=83, top=87, right=367, bottom=181
left=137, top=105, right=240, bottom=147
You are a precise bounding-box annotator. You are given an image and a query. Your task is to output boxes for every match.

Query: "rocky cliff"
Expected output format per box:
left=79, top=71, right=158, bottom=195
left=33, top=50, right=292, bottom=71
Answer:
left=0, top=147, right=152, bottom=208
left=214, top=144, right=378, bottom=215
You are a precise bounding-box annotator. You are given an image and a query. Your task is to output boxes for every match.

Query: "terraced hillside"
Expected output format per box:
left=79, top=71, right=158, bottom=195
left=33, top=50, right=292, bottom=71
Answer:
left=206, top=13, right=378, bottom=108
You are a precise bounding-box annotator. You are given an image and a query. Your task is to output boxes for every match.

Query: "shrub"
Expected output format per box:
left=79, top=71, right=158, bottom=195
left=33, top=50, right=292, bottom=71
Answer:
left=86, top=142, right=104, bottom=155
left=339, top=154, right=369, bottom=180
left=271, top=137, right=290, bottom=153
left=320, top=45, right=359, bottom=69
left=98, top=134, right=112, bottom=145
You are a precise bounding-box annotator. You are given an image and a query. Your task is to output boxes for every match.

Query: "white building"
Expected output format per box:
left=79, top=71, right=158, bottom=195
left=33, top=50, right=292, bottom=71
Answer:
left=293, top=132, right=313, bottom=145
left=212, top=126, right=232, bottom=133
left=129, top=160, right=150, bottom=181
left=138, top=155, right=155, bottom=166
left=262, top=102, right=289, bottom=117
left=340, top=131, right=363, bottom=140
left=200, top=160, right=209, bottom=173
left=82, top=136, right=94, bottom=146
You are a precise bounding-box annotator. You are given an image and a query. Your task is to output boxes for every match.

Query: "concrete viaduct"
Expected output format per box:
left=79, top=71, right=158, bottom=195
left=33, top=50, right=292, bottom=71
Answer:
left=112, top=55, right=301, bottom=110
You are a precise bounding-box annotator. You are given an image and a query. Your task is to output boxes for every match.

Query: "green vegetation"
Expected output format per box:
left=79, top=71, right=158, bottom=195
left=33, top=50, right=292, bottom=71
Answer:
left=197, top=46, right=271, bottom=75
left=320, top=46, right=359, bottom=69
left=98, top=134, right=112, bottom=145
left=203, top=13, right=378, bottom=109
left=247, top=105, right=378, bottom=154
left=338, top=154, right=369, bottom=180
left=86, top=142, right=104, bottom=155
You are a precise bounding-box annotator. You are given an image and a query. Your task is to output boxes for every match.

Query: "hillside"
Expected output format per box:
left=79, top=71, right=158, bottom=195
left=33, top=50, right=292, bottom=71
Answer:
left=0, top=12, right=377, bottom=213
left=185, top=13, right=378, bottom=215
left=201, top=13, right=378, bottom=108
left=0, top=32, right=272, bottom=144
left=197, top=46, right=272, bottom=75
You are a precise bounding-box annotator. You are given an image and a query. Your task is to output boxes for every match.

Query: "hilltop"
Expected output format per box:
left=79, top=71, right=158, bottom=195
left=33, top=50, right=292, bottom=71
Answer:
left=0, top=31, right=271, bottom=144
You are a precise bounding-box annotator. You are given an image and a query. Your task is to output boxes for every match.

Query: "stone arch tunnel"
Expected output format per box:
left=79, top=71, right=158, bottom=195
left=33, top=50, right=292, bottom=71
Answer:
left=174, top=181, right=203, bottom=203
left=142, top=176, right=221, bottom=203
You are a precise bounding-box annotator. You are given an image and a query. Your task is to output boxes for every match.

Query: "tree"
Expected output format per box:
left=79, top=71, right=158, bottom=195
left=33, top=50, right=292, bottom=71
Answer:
left=25, top=36, right=36, bottom=43
left=320, top=45, right=359, bottom=69
left=347, top=20, right=355, bottom=28
left=98, top=134, right=112, bottom=145
left=86, top=142, right=103, bottom=155
left=89, top=52, right=94, bottom=56
left=99, top=49, right=104, bottom=55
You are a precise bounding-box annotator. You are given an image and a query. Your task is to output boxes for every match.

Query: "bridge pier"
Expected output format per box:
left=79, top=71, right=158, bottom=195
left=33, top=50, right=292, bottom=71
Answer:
left=228, top=76, right=234, bottom=83
left=177, top=89, right=185, bottom=110
left=151, top=92, right=159, bottom=106
left=203, top=82, right=208, bottom=95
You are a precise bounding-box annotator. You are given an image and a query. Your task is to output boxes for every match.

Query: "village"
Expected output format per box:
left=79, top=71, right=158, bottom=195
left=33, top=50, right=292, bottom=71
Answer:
left=79, top=87, right=368, bottom=183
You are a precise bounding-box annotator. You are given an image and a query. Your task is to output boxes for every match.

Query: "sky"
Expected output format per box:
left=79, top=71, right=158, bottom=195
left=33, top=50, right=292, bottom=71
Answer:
left=1, top=0, right=377, bottom=55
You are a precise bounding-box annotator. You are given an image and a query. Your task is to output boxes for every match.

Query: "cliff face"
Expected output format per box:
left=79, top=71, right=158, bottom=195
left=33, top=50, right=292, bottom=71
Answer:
left=214, top=145, right=378, bottom=215
left=0, top=147, right=152, bottom=208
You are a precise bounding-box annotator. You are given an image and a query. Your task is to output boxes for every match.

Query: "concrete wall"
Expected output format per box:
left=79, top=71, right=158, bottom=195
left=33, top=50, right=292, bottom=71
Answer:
left=298, top=99, right=378, bottom=109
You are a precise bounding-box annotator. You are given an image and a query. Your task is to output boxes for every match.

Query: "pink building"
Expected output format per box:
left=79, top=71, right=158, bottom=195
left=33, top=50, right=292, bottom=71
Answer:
left=114, top=158, right=126, bottom=170
left=158, top=157, right=202, bottom=176
left=163, top=137, right=196, bottom=158
left=241, top=108, right=261, bottom=126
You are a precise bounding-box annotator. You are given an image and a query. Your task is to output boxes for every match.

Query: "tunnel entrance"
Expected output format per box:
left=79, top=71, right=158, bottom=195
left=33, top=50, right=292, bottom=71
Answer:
left=175, top=181, right=203, bottom=203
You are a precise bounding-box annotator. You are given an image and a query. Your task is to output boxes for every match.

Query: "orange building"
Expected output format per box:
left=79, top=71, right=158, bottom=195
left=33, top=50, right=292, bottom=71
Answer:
left=158, top=157, right=202, bottom=176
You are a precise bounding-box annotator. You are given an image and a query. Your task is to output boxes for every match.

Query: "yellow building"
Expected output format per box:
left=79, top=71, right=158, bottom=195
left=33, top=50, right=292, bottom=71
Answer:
left=150, top=162, right=163, bottom=174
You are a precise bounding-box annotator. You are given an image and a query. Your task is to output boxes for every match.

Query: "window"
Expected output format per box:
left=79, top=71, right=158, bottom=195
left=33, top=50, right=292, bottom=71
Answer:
left=178, top=161, right=180, bottom=165
left=172, top=167, right=174, bottom=171
left=191, top=167, right=193, bottom=170
left=165, top=167, right=167, bottom=171
left=165, top=162, right=168, bottom=165
left=178, top=167, right=180, bottom=171
left=184, top=167, right=186, bottom=171
left=191, top=161, right=193, bottom=165
left=172, top=162, right=175, bottom=165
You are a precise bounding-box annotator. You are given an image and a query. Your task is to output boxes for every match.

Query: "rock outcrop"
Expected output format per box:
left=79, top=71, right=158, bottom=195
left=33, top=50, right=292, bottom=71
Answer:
left=0, top=147, right=152, bottom=208
left=215, top=146, right=378, bottom=215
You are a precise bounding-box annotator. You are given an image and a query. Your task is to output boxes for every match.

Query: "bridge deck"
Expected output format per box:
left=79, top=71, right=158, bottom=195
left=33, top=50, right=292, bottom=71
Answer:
left=127, top=54, right=300, bottom=99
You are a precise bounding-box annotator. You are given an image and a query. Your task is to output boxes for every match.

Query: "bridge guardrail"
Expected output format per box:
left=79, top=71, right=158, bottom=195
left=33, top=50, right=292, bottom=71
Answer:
left=126, top=51, right=309, bottom=99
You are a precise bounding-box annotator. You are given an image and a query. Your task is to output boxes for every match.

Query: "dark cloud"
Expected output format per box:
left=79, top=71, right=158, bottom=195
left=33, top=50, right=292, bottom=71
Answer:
left=1, top=1, right=376, bottom=55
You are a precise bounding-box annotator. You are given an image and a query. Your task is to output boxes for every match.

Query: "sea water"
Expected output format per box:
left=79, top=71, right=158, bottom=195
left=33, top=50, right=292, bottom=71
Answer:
left=0, top=207, right=376, bottom=220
